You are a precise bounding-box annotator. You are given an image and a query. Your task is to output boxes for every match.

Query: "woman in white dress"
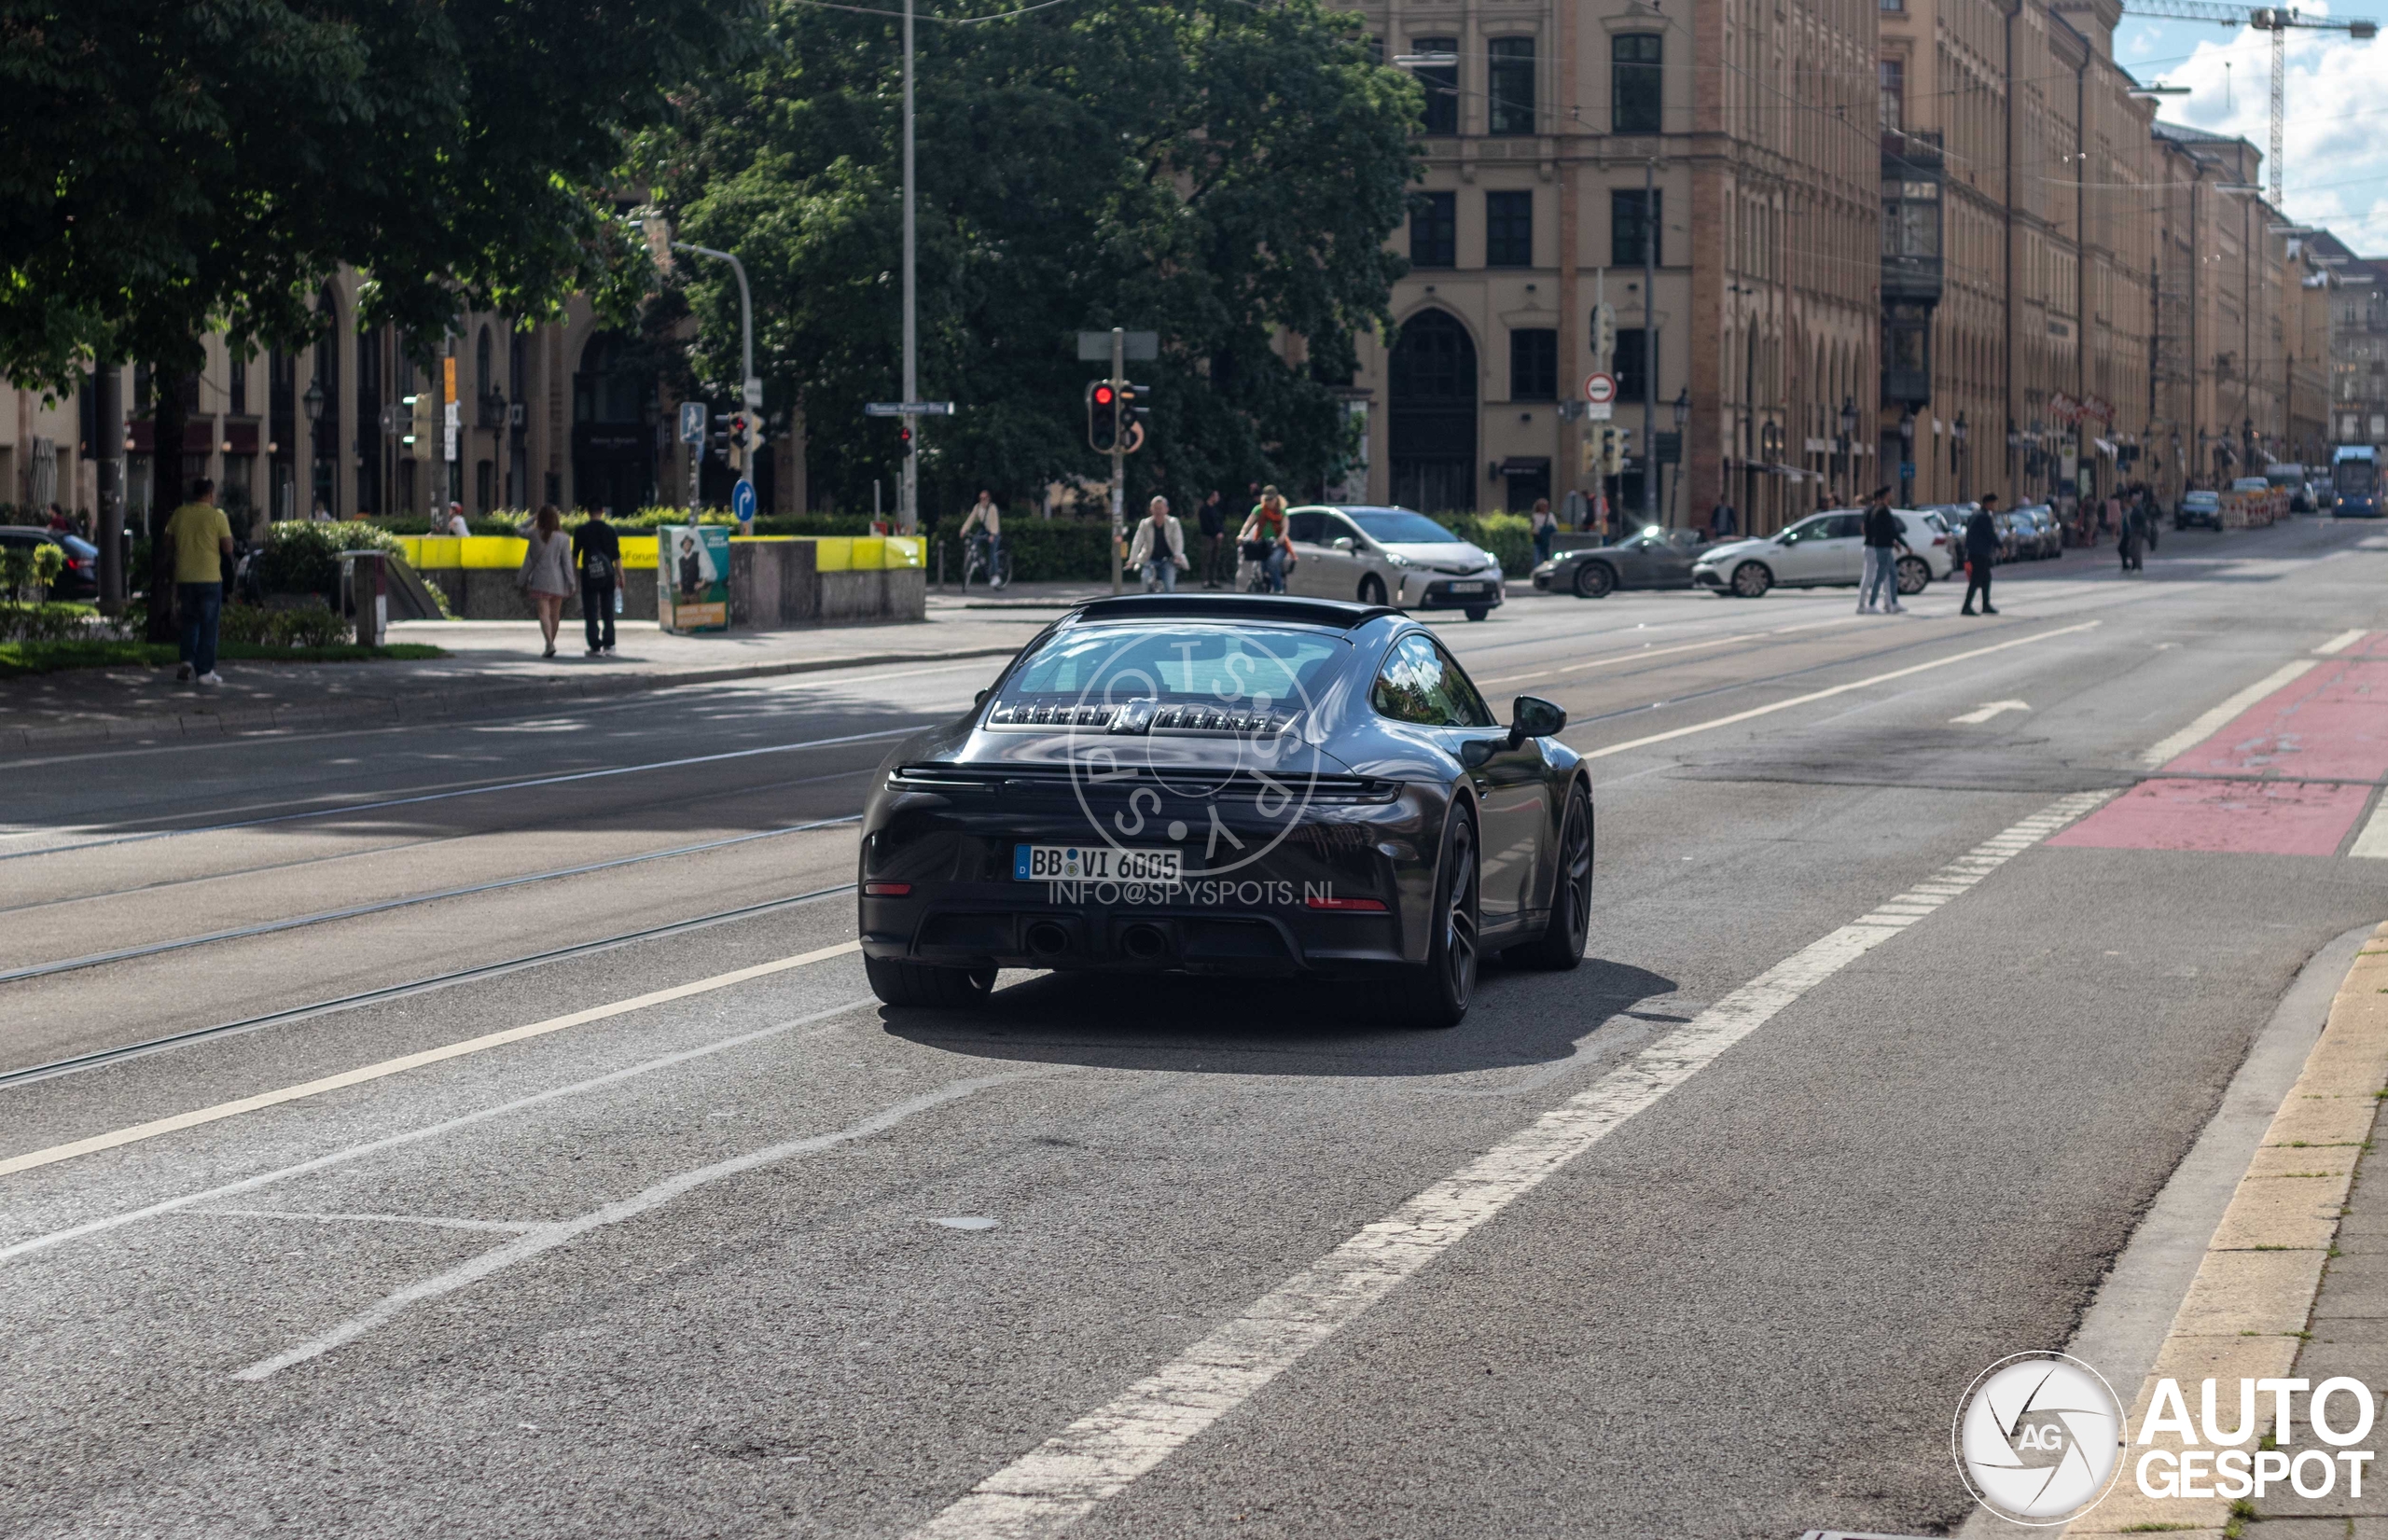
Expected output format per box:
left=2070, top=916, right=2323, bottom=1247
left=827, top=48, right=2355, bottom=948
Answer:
left=516, top=505, right=574, bottom=657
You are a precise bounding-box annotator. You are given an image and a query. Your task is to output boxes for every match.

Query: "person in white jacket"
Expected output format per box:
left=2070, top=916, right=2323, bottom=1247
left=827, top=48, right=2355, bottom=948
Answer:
left=1127, top=496, right=1187, bottom=591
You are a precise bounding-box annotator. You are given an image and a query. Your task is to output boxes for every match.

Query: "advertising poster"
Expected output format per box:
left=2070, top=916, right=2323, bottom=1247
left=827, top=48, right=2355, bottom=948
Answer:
left=657, top=523, right=730, bottom=632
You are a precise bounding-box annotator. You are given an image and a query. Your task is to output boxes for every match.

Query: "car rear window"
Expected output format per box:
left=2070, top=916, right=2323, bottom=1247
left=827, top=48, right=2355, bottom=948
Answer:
left=1000, top=625, right=1348, bottom=712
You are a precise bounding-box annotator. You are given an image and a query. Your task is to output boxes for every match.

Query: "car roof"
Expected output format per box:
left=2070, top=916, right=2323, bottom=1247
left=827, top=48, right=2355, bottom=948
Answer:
left=0, top=525, right=65, bottom=537
left=1065, top=593, right=1402, bottom=631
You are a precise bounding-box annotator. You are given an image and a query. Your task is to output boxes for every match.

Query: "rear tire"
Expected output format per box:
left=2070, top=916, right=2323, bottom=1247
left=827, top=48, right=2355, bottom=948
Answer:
left=1464, top=605, right=1490, bottom=622
left=1358, top=575, right=1387, bottom=606
left=1368, top=807, right=1479, bottom=1028
left=1895, top=556, right=1930, bottom=595
left=865, top=954, right=995, bottom=1007
left=1574, top=562, right=1616, bottom=599
left=1510, top=783, right=1591, bottom=971
left=1730, top=561, right=1773, bottom=598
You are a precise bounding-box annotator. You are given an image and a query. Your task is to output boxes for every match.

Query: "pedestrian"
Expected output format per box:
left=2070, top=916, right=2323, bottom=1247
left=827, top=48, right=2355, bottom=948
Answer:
left=1857, top=486, right=1910, bottom=615
left=572, top=506, right=621, bottom=656
left=1128, top=496, right=1187, bottom=591
left=165, top=478, right=233, bottom=685
left=45, top=502, right=70, bottom=534
left=1962, top=494, right=2002, bottom=616
left=959, top=491, right=1004, bottom=589
left=309, top=496, right=331, bottom=522
left=515, top=504, right=574, bottom=657
left=1238, top=485, right=1294, bottom=592
left=444, top=502, right=470, bottom=538
left=1530, top=498, right=1556, bottom=564
left=2118, top=497, right=2145, bottom=574
left=2142, top=486, right=2160, bottom=552
left=1198, top=490, right=1227, bottom=589
left=1588, top=488, right=1610, bottom=540
left=1708, top=496, right=1738, bottom=540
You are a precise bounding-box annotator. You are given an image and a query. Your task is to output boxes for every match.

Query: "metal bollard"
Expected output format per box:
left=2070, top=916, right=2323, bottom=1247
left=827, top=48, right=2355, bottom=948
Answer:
left=342, top=551, right=387, bottom=646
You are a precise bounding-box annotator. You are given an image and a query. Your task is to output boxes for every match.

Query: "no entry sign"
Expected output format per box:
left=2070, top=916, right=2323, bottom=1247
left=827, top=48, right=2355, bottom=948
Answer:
left=1584, top=372, right=1617, bottom=406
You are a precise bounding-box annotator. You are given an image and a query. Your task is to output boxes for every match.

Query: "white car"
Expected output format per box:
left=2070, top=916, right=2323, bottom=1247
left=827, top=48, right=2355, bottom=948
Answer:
left=1691, top=508, right=1958, bottom=599
left=1284, top=505, right=1506, bottom=620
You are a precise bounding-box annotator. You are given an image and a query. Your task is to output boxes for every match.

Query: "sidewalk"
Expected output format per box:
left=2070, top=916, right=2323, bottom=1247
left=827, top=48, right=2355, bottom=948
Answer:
left=0, top=610, right=1056, bottom=755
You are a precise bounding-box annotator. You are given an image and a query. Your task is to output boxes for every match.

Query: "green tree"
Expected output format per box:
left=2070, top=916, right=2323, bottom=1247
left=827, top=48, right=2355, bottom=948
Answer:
left=647, top=0, right=1417, bottom=524
left=1, top=0, right=750, bottom=633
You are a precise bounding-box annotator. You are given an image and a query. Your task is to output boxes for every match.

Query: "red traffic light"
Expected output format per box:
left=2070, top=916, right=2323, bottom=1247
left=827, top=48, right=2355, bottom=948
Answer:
left=898, top=423, right=914, bottom=449
left=1093, top=385, right=1116, bottom=405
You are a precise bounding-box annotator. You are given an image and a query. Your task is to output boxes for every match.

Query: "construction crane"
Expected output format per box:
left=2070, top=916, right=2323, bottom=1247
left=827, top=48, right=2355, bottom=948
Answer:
left=2091, top=1, right=2378, bottom=204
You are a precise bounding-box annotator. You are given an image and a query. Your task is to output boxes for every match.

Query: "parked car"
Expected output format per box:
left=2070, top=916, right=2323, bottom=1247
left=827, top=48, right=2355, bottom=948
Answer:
left=2175, top=490, right=2222, bottom=530
left=0, top=526, right=100, bottom=600
left=1284, top=506, right=1505, bottom=621
left=1531, top=527, right=1710, bottom=598
left=1691, top=508, right=1958, bottom=598
left=2011, top=505, right=2062, bottom=559
left=2310, top=480, right=2336, bottom=513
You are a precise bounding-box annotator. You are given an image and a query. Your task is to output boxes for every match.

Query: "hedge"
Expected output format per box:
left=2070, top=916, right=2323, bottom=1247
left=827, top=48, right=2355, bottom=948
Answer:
left=256, top=520, right=406, bottom=599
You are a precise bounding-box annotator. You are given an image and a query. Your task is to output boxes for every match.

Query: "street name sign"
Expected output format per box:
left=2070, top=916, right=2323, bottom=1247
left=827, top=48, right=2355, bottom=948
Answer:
left=864, top=402, right=958, bottom=416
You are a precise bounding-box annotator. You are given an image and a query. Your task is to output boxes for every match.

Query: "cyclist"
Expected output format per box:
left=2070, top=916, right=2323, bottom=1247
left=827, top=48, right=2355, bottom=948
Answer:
left=1236, top=485, right=1295, bottom=593
left=1127, top=495, right=1186, bottom=591
left=959, top=491, right=1004, bottom=589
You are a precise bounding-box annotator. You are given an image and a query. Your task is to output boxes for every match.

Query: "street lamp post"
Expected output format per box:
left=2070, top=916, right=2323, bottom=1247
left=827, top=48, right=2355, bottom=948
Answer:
left=1952, top=410, right=1969, bottom=502
left=302, top=380, right=326, bottom=515
left=1669, top=386, right=1689, bottom=523
left=1837, top=395, right=1857, bottom=501
left=1898, top=408, right=1916, bottom=506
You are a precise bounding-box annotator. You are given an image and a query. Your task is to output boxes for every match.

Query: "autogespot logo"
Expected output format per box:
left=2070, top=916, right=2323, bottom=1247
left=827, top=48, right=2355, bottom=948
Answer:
left=1057, top=632, right=1327, bottom=880
left=1954, top=1353, right=2128, bottom=1525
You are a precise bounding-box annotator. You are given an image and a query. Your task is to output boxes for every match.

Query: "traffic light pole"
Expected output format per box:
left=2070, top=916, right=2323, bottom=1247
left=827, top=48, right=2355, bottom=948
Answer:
left=1109, top=326, right=1125, bottom=594
left=672, top=240, right=762, bottom=511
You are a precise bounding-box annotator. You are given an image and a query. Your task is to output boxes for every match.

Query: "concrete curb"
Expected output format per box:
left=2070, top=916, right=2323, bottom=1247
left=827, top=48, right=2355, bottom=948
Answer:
left=2068, top=919, right=2388, bottom=1536
left=0, top=645, right=1021, bottom=756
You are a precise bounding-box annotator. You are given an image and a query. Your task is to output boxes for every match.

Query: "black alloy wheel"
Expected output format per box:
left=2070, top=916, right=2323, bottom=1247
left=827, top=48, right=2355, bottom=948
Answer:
left=1511, top=784, right=1591, bottom=970
left=865, top=954, right=996, bottom=1007
left=1574, top=561, right=1616, bottom=599
left=1375, top=807, right=1479, bottom=1028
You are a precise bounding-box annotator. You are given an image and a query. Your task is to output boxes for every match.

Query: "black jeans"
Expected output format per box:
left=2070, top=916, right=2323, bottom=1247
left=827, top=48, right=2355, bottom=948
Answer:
left=1963, top=561, right=1993, bottom=611
left=582, top=575, right=617, bottom=650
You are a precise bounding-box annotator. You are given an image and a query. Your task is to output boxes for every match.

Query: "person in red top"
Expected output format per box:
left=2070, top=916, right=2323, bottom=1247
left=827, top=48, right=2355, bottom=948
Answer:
left=1237, top=485, right=1295, bottom=592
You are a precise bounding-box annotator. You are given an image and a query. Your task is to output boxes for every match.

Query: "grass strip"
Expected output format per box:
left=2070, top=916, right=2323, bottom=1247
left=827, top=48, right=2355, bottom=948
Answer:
left=0, top=641, right=448, bottom=676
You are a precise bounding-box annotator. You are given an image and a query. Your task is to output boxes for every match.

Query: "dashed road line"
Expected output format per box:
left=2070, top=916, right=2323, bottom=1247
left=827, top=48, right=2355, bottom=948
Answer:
left=903, top=788, right=2117, bottom=1540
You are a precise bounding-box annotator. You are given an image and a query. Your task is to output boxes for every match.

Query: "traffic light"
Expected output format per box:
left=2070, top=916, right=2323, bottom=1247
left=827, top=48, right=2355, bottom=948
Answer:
left=1591, top=303, right=1617, bottom=364
left=1606, top=426, right=1632, bottom=478
left=727, top=413, right=748, bottom=471
left=897, top=421, right=915, bottom=455
left=1088, top=382, right=1118, bottom=451
left=710, top=411, right=732, bottom=462
left=403, top=393, right=434, bottom=461
left=1579, top=430, right=1599, bottom=477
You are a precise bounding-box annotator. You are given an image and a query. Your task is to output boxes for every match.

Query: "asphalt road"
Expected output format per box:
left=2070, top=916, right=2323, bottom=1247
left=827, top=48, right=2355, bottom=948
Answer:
left=5, top=519, right=2386, bottom=1539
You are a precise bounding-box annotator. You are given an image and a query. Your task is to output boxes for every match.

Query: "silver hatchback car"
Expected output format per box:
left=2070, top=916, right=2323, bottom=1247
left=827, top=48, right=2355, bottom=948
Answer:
left=1283, top=505, right=1506, bottom=620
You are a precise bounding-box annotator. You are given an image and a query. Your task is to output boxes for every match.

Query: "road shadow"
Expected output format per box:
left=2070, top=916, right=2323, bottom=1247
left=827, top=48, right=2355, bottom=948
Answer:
left=876, top=955, right=1680, bottom=1078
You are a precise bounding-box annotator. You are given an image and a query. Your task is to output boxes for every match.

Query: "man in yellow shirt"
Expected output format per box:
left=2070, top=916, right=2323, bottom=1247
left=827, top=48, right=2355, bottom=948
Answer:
left=164, top=479, right=234, bottom=685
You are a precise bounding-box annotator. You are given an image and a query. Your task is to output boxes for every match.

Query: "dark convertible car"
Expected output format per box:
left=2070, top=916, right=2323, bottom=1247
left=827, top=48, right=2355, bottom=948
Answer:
left=857, top=594, right=1594, bottom=1027
left=1530, top=527, right=1710, bottom=598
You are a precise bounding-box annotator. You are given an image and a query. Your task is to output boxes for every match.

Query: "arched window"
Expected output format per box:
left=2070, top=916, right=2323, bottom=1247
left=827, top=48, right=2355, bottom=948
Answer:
left=1389, top=309, right=1478, bottom=513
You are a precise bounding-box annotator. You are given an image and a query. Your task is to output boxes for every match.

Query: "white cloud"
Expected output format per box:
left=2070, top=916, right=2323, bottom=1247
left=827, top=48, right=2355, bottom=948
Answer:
left=2155, top=24, right=2388, bottom=250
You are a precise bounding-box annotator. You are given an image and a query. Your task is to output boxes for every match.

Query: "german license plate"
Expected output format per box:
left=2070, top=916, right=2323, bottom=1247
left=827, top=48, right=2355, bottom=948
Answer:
left=1446, top=581, right=1491, bottom=594
left=1013, top=844, right=1181, bottom=883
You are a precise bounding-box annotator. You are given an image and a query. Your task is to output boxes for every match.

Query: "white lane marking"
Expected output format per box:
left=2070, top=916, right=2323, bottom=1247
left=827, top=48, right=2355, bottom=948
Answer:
left=0, top=815, right=862, bottom=986
left=2349, top=800, right=2388, bottom=859
left=0, top=1001, right=869, bottom=1264
left=231, top=1072, right=1049, bottom=1380
left=1475, top=615, right=1867, bottom=687
left=189, top=1209, right=545, bottom=1235
left=2317, top=629, right=2367, bottom=655
left=2140, top=659, right=2319, bottom=767
left=0, top=942, right=863, bottom=1184
left=904, top=788, right=2118, bottom=1540
left=1578, top=622, right=2101, bottom=762
left=1950, top=700, right=2031, bottom=725
left=0, top=727, right=919, bottom=864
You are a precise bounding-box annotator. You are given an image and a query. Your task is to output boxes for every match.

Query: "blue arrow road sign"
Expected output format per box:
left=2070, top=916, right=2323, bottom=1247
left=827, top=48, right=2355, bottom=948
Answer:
left=732, top=479, right=757, bottom=522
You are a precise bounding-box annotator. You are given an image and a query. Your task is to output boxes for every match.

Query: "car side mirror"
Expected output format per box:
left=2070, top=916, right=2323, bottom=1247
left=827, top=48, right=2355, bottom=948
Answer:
left=1508, top=695, right=1566, bottom=746
left=1332, top=536, right=1355, bottom=552
left=974, top=687, right=990, bottom=707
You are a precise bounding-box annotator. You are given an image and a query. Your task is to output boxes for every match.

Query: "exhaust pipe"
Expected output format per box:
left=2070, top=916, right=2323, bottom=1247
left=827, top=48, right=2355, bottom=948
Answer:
left=1120, top=923, right=1168, bottom=961
left=1024, top=921, right=1070, bottom=958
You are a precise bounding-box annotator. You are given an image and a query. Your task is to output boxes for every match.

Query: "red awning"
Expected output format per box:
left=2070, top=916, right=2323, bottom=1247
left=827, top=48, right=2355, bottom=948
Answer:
left=125, top=418, right=222, bottom=453
left=223, top=419, right=259, bottom=455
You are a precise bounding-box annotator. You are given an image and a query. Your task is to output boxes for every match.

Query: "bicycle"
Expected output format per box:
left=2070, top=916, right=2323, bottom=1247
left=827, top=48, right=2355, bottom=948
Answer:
left=1235, top=537, right=1284, bottom=593
left=961, top=533, right=1011, bottom=593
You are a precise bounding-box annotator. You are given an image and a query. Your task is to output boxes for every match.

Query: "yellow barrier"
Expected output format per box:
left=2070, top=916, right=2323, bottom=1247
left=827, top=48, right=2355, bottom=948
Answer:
left=398, top=532, right=914, bottom=571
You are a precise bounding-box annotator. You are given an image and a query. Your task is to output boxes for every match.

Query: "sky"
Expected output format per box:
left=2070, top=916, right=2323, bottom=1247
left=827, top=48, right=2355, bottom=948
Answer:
left=2116, top=7, right=2388, bottom=252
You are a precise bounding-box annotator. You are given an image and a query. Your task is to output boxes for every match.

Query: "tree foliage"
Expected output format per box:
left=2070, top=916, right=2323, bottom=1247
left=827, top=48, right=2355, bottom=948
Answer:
left=646, top=0, right=1418, bottom=519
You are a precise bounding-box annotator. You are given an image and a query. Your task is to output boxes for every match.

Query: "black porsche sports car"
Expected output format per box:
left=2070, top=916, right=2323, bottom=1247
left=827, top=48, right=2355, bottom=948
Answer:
left=1529, top=528, right=1711, bottom=598
left=857, top=594, right=1594, bottom=1027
